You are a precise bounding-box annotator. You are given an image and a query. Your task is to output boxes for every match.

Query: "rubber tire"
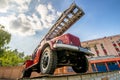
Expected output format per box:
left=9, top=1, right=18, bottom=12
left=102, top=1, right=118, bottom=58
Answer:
left=72, top=55, right=88, bottom=73
left=40, top=46, right=57, bottom=74
left=22, top=69, right=32, bottom=78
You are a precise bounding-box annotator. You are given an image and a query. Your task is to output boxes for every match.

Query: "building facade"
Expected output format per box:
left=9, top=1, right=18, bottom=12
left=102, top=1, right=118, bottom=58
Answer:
left=81, top=34, right=120, bottom=57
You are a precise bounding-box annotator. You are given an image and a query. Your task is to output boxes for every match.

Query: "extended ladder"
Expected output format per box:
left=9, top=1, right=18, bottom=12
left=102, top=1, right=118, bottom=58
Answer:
left=42, top=3, right=84, bottom=41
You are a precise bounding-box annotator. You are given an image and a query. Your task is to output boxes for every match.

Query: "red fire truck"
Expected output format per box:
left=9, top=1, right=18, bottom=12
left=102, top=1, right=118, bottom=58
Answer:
left=22, top=3, right=94, bottom=78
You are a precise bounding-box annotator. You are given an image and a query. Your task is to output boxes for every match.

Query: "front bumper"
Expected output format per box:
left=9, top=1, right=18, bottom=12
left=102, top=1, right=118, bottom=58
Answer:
left=53, top=43, right=94, bottom=56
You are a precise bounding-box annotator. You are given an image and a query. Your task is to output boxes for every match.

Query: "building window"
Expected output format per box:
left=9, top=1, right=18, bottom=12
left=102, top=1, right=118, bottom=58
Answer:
left=91, top=64, right=96, bottom=72
left=112, top=41, right=120, bottom=51
left=96, top=63, right=107, bottom=72
left=94, top=45, right=99, bottom=56
left=100, top=44, right=108, bottom=56
left=116, top=40, right=120, bottom=47
left=107, top=61, right=120, bottom=71
left=112, top=41, right=120, bottom=56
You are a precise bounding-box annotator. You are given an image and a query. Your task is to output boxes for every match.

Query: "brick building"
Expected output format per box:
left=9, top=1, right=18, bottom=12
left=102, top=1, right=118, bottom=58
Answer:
left=55, top=34, right=120, bottom=74
left=82, top=34, right=120, bottom=57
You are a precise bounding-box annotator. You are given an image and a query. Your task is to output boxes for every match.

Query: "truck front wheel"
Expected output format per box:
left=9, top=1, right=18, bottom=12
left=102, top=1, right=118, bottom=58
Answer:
left=40, top=46, right=57, bottom=74
left=72, top=55, right=88, bottom=73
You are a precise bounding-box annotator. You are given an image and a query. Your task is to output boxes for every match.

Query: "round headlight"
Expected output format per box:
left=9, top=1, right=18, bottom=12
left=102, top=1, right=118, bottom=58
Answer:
left=56, top=40, right=63, bottom=44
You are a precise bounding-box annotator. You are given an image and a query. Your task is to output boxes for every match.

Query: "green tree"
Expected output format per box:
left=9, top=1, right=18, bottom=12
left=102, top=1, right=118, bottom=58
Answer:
left=13, top=49, right=24, bottom=58
left=24, top=55, right=31, bottom=60
left=0, top=24, right=11, bottom=55
left=0, top=24, right=25, bottom=66
left=0, top=49, right=25, bottom=66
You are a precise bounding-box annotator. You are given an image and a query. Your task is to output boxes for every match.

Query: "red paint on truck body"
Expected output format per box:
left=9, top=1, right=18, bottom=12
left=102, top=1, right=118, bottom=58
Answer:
left=25, top=60, right=33, bottom=68
left=51, top=33, right=81, bottom=46
left=25, top=33, right=81, bottom=68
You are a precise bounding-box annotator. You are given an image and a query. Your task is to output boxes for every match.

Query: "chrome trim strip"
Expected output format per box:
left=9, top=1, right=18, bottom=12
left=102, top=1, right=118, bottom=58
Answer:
left=53, top=44, right=94, bottom=56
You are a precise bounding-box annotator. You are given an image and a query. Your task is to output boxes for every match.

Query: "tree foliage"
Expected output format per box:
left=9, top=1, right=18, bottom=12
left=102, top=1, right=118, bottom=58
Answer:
left=0, top=24, right=31, bottom=66
left=0, top=49, right=24, bottom=66
left=0, top=25, right=11, bottom=49
left=0, top=25, right=11, bottom=56
left=0, top=48, right=31, bottom=66
left=24, top=55, right=31, bottom=60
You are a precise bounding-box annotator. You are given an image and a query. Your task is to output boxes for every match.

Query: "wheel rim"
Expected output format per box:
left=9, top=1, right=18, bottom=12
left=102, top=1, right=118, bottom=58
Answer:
left=41, top=51, right=50, bottom=70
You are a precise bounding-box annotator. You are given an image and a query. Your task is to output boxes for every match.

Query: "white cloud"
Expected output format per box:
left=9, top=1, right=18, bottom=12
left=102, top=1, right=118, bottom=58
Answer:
left=12, top=0, right=31, bottom=13
left=0, top=0, right=31, bottom=13
left=37, top=4, right=48, bottom=19
left=36, top=3, right=61, bottom=28
left=0, top=0, right=9, bottom=12
left=9, top=14, right=35, bottom=36
left=0, top=0, right=61, bottom=36
left=0, top=15, right=16, bottom=30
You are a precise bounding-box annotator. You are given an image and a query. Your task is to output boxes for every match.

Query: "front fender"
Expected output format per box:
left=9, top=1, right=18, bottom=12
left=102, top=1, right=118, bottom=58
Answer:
left=33, top=41, right=55, bottom=65
left=44, top=41, right=55, bottom=50
left=25, top=60, right=33, bottom=68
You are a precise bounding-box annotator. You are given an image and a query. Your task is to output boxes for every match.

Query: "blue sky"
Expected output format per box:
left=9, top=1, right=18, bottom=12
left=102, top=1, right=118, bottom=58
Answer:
left=0, top=0, right=120, bottom=55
